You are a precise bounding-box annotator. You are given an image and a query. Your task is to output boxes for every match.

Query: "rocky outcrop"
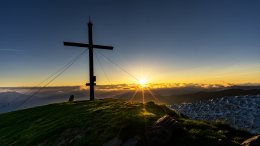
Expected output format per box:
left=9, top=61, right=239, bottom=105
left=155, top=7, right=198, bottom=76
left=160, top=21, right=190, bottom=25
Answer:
left=242, top=135, right=260, bottom=146
left=146, top=115, right=185, bottom=146
left=122, top=136, right=140, bottom=146
left=170, top=95, right=260, bottom=133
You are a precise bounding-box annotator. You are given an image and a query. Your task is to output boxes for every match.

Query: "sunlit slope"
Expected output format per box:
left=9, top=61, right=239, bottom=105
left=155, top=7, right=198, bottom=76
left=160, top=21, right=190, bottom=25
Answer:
left=0, top=99, right=251, bottom=146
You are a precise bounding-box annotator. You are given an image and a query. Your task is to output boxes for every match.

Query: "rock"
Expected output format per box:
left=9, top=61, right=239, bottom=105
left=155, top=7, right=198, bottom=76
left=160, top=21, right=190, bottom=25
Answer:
left=170, top=95, right=260, bottom=134
left=154, top=115, right=184, bottom=135
left=122, top=136, right=140, bottom=146
left=103, top=137, right=122, bottom=146
left=217, top=130, right=229, bottom=134
left=242, top=135, right=260, bottom=146
left=147, top=115, right=185, bottom=146
left=154, top=115, right=179, bottom=128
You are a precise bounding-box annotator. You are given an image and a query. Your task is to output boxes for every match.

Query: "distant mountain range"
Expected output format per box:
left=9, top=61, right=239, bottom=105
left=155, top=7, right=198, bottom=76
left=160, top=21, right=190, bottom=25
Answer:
left=1, top=86, right=260, bottom=112
left=111, top=86, right=260, bottom=104
left=161, top=88, right=260, bottom=104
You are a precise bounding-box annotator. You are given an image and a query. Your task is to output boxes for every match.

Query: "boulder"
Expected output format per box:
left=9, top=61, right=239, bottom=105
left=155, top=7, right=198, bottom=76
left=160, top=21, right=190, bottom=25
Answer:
left=154, top=115, right=184, bottom=135
left=242, top=135, right=260, bottom=146
left=154, top=115, right=178, bottom=127
left=122, top=136, right=140, bottom=146
left=147, top=115, right=185, bottom=146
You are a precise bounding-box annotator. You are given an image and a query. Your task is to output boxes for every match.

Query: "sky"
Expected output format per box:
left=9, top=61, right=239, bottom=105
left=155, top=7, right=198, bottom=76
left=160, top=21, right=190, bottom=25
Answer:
left=0, top=0, right=260, bottom=87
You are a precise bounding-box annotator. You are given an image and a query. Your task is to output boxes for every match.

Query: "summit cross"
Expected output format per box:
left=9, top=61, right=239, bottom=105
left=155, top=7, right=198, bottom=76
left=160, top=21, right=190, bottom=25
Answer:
left=64, top=21, right=114, bottom=100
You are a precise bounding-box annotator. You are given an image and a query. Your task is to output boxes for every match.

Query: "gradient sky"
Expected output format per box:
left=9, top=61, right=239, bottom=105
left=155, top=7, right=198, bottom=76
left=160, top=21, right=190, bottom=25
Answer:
left=0, top=0, right=260, bottom=87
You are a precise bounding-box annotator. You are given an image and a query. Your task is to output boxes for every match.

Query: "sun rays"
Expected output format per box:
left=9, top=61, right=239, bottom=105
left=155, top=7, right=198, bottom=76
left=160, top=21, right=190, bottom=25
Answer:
left=127, top=80, right=163, bottom=105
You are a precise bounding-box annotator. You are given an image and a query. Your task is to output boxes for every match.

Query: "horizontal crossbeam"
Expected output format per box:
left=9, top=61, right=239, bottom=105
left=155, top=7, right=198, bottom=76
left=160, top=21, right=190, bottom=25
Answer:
left=64, top=42, right=113, bottom=50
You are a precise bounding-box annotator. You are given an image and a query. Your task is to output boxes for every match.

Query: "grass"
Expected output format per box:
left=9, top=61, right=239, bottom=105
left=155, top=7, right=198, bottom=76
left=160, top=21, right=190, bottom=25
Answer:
left=0, top=98, right=252, bottom=146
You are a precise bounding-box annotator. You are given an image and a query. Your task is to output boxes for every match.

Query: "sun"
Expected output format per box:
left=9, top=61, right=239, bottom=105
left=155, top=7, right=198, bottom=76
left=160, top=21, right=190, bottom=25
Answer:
left=138, top=79, right=148, bottom=87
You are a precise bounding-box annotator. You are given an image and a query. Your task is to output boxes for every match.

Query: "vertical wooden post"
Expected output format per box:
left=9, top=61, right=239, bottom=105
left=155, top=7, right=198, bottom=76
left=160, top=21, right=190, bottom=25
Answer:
left=88, top=21, right=95, bottom=101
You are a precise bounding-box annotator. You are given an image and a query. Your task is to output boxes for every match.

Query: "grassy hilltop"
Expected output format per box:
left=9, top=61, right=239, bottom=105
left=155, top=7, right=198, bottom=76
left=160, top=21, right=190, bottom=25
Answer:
left=0, top=99, right=252, bottom=146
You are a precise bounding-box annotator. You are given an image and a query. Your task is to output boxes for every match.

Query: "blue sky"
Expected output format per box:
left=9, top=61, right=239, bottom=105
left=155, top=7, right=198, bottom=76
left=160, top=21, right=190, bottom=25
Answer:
left=0, top=0, right=260, bottom=87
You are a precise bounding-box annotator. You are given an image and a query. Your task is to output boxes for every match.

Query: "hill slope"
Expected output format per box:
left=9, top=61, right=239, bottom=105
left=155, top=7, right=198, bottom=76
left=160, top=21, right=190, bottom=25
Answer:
left=0, top=99, right=252, bottom=146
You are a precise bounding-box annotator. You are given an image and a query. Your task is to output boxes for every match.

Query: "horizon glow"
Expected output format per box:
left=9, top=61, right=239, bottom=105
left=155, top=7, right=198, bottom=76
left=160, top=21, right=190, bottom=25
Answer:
left=0, top=0, right=260, bottom=87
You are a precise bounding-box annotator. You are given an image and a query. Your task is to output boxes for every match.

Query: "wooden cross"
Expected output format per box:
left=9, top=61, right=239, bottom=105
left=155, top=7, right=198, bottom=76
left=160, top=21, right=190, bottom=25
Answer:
left=64, top=21, right=113, bottom=100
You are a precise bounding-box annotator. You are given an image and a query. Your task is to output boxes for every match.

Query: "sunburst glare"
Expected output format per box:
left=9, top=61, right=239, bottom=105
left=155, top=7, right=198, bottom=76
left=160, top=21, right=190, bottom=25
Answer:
left=138, top=79, right=148, bottom=87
